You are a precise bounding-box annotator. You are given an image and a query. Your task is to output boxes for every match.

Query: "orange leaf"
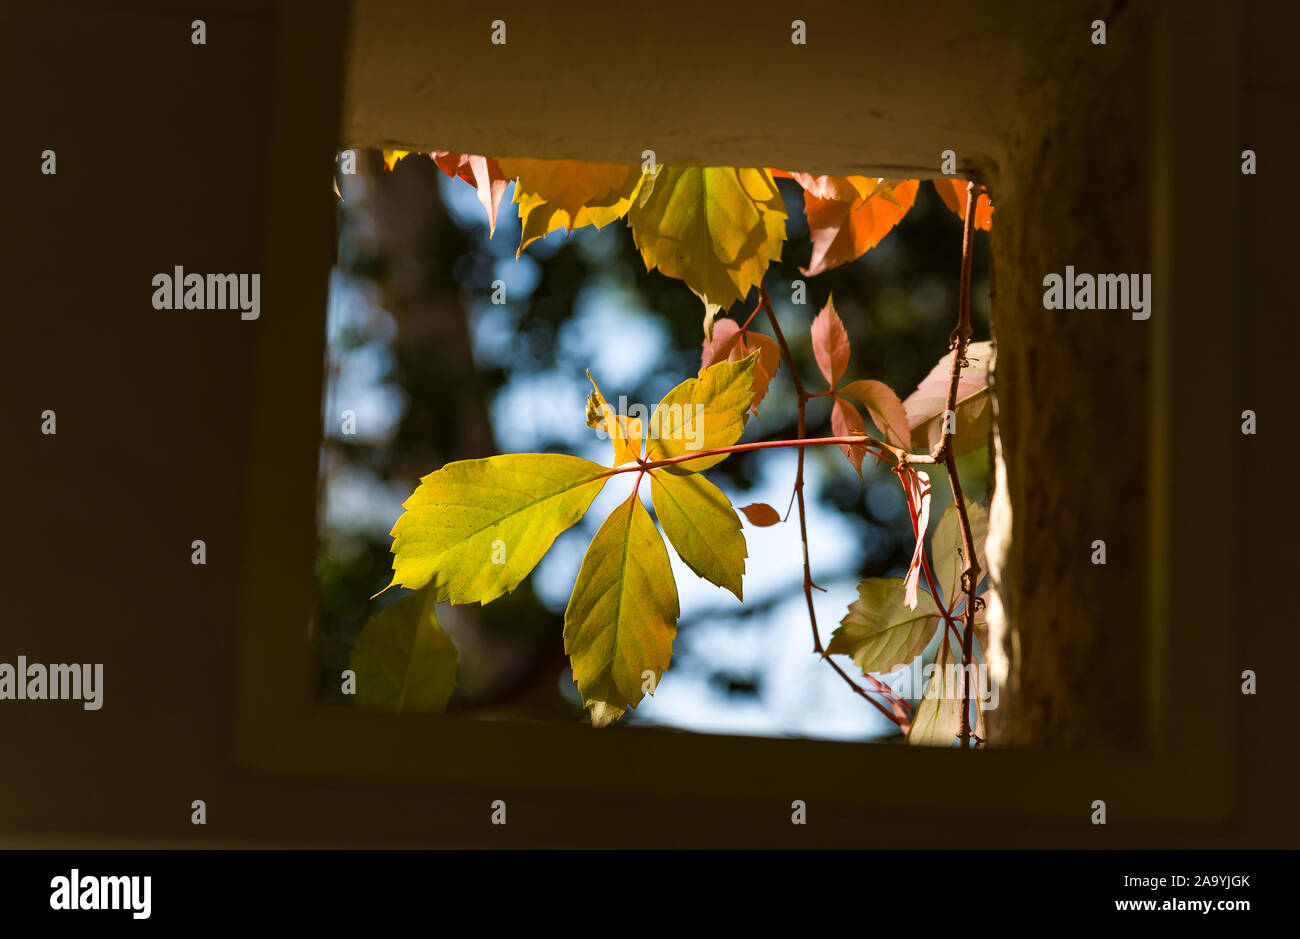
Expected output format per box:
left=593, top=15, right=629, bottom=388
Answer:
left=738, top=503, right=781, bottom=527
left=830, top=395, right=869, bottom=474
left=931, top=178, right=993, bottom=231
left=702, top=318, right=781, bottom=415
left=810, top=295, right=851, bottom=388
left=801, top=179, right=919, bottom=276
left=432, top=152, right=511, bottom=236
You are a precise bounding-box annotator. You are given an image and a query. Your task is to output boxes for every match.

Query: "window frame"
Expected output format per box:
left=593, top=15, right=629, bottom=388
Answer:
left=236, top=0, right=1237, bottom=826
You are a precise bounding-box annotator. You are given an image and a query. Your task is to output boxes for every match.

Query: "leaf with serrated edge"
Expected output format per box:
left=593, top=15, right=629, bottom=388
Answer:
left=564, top=493, right=679, bottom=725
left=908, top=635, right=962, bottom=747
left=629, top=166, right=787, bottom=318
left=801, top=179, right=919, bottom=276
left=903, top=341, right=993, bottom=456
left=840, top=379, right=912, bottom=451
left=386, top=453, right=608, bottom=604
left=586, top=371, right=641, bottom=466
left=702, top=319, right=781, bottom=414
left=645, top=354, right=756, bottom=473
left=811, top=296, right=851, bottom=387
left=349, top=586, right=458, bottom=714
left=498, top=158, right=642, bottom=255
left=831, top=395, right=869, bottom=473
left=651, top=470, right=746, bottom=600
left=829, top=577, right=942, bottom=674
left=931, top=498, right=990, bottom=608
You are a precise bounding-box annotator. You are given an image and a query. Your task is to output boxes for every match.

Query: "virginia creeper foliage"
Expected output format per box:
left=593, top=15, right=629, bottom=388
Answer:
left=348, top=150, right=994, bottom=746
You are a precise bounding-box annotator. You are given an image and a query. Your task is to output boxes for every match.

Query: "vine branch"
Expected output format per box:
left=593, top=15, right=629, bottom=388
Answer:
left=946, top=181, right=983, bottom=747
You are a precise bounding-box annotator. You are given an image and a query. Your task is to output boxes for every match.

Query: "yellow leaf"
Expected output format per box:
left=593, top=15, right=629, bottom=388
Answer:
left=497, top=158, right=642, bottom=256
left=349, top=586, right=458, bottom=714
left=650, top=470, right=746, bottom=600
left=628, top=166, right=787, bottom=325
left=585, top=370, right=642, bottom=467
left=382, top=149, right=411, bottom=171
left=644, top=354, right=756, bottom=473
left=386, top=453, right=609, bottom=604
left=564, top=493, right=679, bottom=724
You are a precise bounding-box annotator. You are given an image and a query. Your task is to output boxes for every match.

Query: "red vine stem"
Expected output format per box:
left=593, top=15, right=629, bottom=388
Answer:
left=757, top=285, right=913, bottom=727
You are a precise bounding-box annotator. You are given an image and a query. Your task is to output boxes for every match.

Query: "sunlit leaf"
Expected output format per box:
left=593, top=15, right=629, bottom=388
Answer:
left=564, top=493, right=679, bottom=725
left=349, top=586, right=458, bottom=714
left=810, top=295, right=851, bottom=387
left=644, top=354, right=756, bottom=473
left=650, top=470, right=746, bottom=600
left=701, top=318, right=781, bottom=414
left=432, top=152, right=512, bottom=236
left=628, top=166, right=787, bottom=330
left=498, top=158, right=642, bottom=255
left=382, top=149, right=412, bottom=171
left=839, top=378, right=912, bottom=451
left=585, top=371, right=642, bottom=466
left=386, top=453, right=608, bottom=604
left=931, top=178, right=994, bottom=231
left=903, top=340, right=994, bottom=456
left=831, top=394, right=869, bottom=473
left=738, top=502, right=781, bottom=527
left=799, top=178, right=919, bottom=276
left=829, top=577, right=942, bottom=674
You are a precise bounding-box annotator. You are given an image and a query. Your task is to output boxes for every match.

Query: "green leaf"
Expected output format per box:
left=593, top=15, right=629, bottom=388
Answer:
left=931, top=498, right=989, bottom=608
left=829, top=577, right=942, bottom=674
left=628, top=166, right=787, bottom=325
left=563, top=493, right=679, bottom=726
left=387, top=453, right=609, bottom=604
left=650, top=470, right=746, bottom=600
left=644, top=354, right=756, bottom=473
left=907, top=636, right=961, bottom=747
left=349, top=586, right=458, bottom=714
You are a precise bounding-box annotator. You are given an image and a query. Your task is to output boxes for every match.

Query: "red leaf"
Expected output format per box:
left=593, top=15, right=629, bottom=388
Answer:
left=900, top=470, right=933, bottom=610
left=810, top=296, right=851, bottom=388
left=830, top=396, right=868, bottom=473
left=738, top=503, right=781, bottom=527
left=901, top=341, right=993, bottom=455
left=702, top=319, right=781, bottom=415
left=432, top=152, right=511, bottom=236
left=839, top=379, right=912, bottom=451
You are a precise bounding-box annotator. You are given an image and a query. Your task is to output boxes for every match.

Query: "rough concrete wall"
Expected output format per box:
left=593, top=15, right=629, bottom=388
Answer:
left=984, top=6, right=1151, bottom=748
